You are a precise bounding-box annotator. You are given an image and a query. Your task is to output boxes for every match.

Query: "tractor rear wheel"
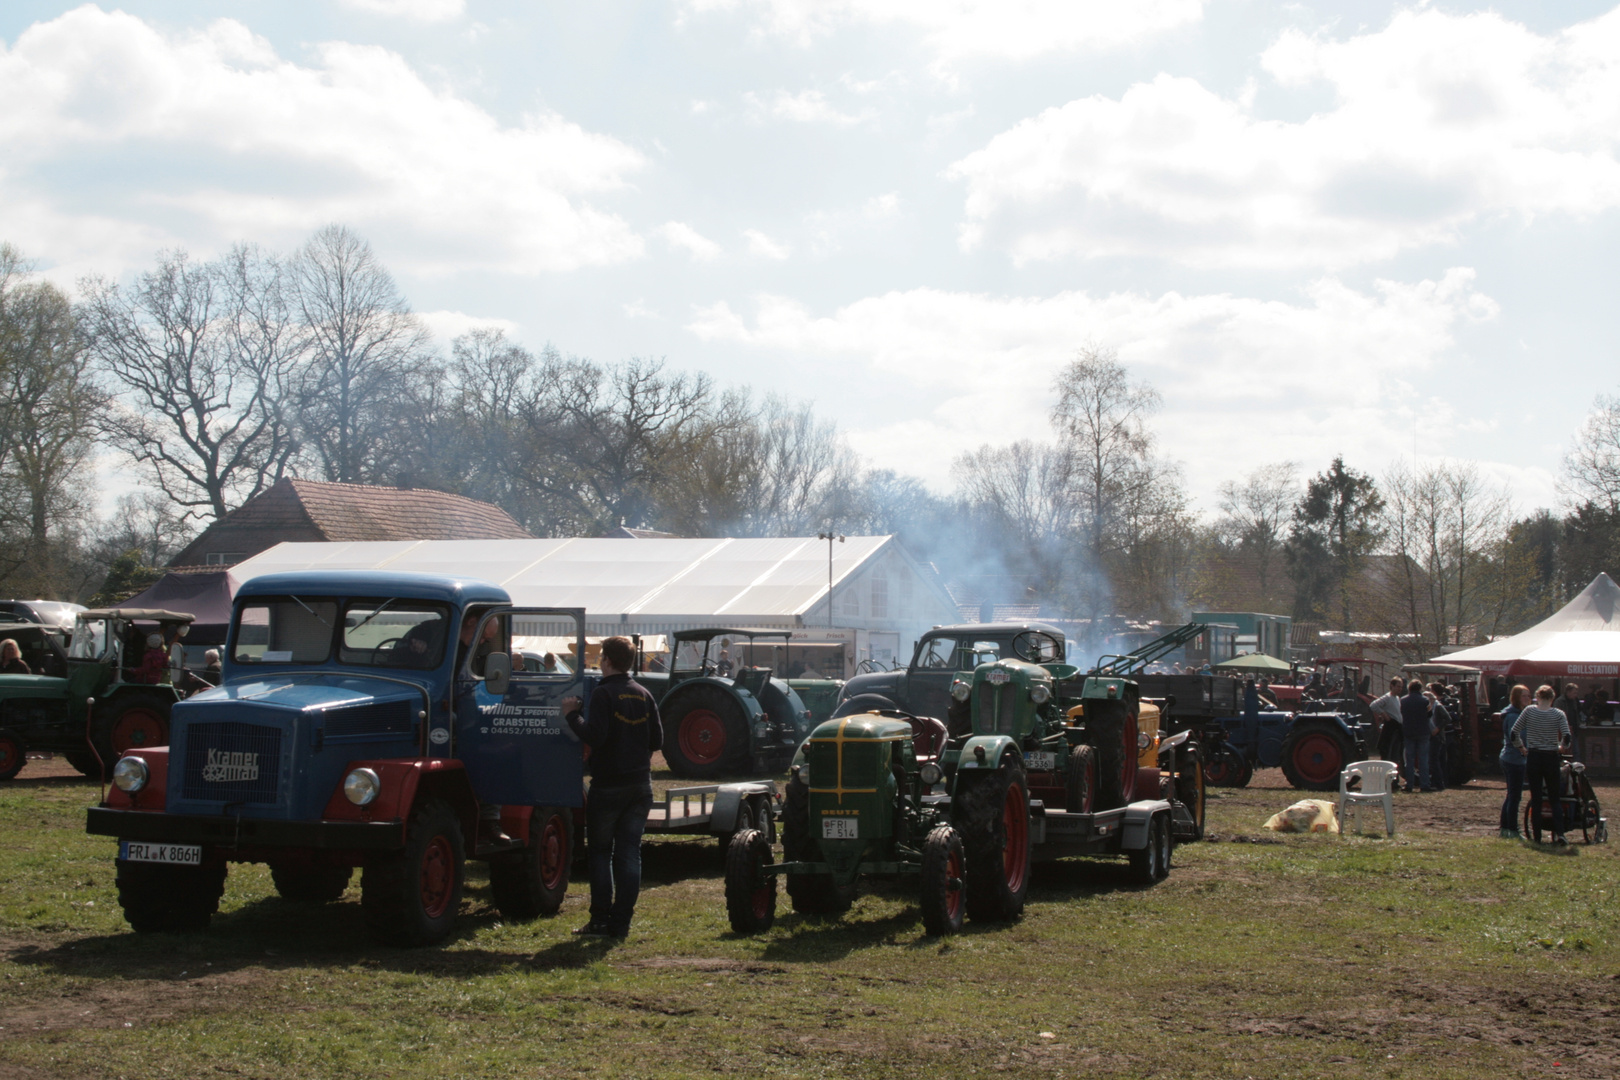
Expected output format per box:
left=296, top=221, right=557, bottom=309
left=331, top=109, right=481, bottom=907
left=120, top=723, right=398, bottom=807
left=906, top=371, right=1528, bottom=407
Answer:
left=781, top=774, right=854, bottom=915
left=490, top=806, right=571, bottom=921
left=93, top=694, right=171, bottom=772
left=919, top=825, right=964, bottom=936
left=116, top=858, right=227, bottom=932
left=663, top=685, right=749, bottom=779
left=1089, top=713, right=1140, bottom=810
left=954, top=752, right=1030, bottom=923
left=362, top=798, right=465, bottom=946
left=0, top=729, right=24, bottom=782
left=1281, top=722, right=1354, bottom=791
left=1174, top=742, right=1206, bottom=841
left=270, top=864, right=352, bottom=903
left=65, top=752, right=102, bottom=778
left=724, top=829, right=776, bottom=934
left=1065, top=744, right=1096, bottom=813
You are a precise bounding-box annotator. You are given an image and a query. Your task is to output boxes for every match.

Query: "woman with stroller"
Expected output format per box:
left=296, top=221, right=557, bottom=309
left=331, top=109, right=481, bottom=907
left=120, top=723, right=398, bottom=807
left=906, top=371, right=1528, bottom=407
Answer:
left=1498, top=684, right=1529, bottom=839
left=1510, top=685, right=1573, bottom=845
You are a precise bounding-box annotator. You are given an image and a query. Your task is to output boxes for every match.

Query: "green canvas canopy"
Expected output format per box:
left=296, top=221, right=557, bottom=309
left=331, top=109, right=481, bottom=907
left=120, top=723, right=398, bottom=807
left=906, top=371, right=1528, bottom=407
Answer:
left=1214, top=652, right=1293, bottom=674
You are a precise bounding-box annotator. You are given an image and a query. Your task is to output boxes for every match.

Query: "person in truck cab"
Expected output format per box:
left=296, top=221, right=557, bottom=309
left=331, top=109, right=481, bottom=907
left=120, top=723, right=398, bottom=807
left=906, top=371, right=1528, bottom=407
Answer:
left=562, top=635, right=664, bottom=939
left=0, top=638, right=30, bottom=675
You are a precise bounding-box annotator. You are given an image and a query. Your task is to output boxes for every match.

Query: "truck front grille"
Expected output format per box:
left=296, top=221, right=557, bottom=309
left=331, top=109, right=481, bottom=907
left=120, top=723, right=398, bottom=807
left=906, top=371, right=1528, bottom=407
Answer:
left=322, top=700, right=414, bottom=741
left=181, top=722, right=282, bottom=805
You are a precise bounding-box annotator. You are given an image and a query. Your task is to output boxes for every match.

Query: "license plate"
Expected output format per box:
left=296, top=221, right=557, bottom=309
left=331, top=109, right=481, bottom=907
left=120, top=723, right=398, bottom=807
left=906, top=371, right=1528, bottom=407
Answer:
left=821, top=817, right=859, bottom=840
left=1024, top=751, right=1057, bottom=771
left=119, top=841, right=202, bottom=866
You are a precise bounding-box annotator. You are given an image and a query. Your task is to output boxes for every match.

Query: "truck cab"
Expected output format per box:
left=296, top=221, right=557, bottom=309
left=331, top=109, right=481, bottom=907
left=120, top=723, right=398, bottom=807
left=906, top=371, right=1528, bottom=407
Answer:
left=833, top=622, right=1065, bottom=723
left=87, top=570, right=593, bottom=945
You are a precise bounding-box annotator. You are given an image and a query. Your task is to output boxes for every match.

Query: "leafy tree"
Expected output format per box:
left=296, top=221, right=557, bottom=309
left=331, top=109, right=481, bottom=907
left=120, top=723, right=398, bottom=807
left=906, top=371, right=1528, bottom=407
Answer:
left=1286, top=457, right=1384, bottom=627
left=1216, top=461, right=1298, bottom=608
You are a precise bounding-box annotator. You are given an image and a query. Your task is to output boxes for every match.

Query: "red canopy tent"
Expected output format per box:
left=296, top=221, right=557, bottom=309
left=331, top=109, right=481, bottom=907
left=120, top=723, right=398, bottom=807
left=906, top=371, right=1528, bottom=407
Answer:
left=1437, top=573, right=1620, bottom=679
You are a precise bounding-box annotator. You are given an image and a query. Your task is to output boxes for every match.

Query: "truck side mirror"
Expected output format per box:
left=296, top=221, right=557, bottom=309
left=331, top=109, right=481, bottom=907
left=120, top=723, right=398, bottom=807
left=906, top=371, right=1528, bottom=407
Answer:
left=485, top=652, right=512, bottom=696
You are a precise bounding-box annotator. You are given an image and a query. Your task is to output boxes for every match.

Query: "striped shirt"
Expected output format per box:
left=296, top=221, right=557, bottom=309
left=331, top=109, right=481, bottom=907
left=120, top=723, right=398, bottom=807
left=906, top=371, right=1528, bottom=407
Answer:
left=1511, top=705, right=1570, bottom=751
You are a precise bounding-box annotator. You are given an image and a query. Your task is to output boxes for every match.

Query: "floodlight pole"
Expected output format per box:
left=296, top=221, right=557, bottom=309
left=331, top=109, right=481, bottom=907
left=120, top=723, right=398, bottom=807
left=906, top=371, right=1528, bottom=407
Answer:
left=818, top=530, right=844, bottom=629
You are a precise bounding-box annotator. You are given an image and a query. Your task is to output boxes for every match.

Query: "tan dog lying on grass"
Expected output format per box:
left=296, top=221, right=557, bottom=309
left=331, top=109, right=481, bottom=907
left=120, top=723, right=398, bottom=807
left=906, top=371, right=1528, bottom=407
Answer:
left=1263, top=799, right=1340, bottom=833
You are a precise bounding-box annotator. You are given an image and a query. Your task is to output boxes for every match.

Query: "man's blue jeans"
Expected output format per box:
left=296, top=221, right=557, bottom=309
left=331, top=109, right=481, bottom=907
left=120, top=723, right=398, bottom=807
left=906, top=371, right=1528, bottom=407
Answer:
left=1403, top=735, right=1431, bottom=791
left=585, top=783, right=653, bottom=933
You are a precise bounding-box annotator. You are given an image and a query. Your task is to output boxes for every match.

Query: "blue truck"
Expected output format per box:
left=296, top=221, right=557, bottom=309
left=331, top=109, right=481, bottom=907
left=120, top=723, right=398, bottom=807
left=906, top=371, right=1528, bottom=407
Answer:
left=86, top=571, right=598, bottom=946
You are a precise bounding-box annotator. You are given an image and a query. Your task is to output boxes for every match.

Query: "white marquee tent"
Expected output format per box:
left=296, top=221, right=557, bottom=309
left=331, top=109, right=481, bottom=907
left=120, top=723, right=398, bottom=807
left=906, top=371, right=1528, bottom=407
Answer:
left=1435, top=573, right=1620, bottom=678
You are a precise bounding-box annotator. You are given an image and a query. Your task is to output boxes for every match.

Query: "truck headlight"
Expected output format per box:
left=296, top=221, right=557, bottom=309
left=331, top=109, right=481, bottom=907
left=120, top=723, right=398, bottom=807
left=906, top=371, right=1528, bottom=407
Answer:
left=950, top=680, right=971, bottom=702
left=1030, top=684, right=1052, bottom=705
left=343, top=767, right=381, bottom=806
left=920, top=763, right=943, bottom=786
left=112, top=756, right=149, bottom=793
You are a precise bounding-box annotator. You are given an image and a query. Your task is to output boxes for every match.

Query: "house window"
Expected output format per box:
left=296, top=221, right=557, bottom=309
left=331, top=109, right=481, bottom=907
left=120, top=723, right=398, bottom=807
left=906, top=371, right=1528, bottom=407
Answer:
left=871, top=575, right=888, bottom=619
left=843, top=587, right=860, bottom=617
left=205, top=552, right=244, bottom=566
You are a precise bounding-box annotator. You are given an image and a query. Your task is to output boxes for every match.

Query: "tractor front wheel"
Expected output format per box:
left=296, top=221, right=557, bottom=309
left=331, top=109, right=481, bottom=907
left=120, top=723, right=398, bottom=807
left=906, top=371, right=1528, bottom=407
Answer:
left=919, top=825, right=965, bottom=936
left=954, top=752, right=1030, bottom=923
left=724, top=828, right=776, bottom=934
left=1065, top=744, right=1096, bottom=813
left=1174, top=742, right=1206, bottom=841
left=116, top=858, right=227, bottom=932
left=1281, top=722, right=1354, bottom=791
left=490, top=806, right=572, bottom=921
left=270, top=864, right=352, bottom=903
left=1088, top=713, right=1140, bottom=810
left=362, top=798, right=465, bottom=946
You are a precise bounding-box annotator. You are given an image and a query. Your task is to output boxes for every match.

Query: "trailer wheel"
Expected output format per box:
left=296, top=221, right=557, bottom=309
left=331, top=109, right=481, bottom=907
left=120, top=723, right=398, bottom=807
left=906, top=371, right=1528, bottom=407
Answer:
left=0, top=729, right=24, bottom=782
left=954, top=751, right=1030, bottom=923
left=270, top=864, right=352, bottom=903
left=781, top=773, right=854, bottom=915
left=363, top=798, right=465, bottom=946
left=490, top=806, right=572, bottom=921
left=1174, top=743, right=1206, bottom=841
left=919, top=825, right=965, bottom=936
left=116, top=858, right=227, bottom=932
left=1280, top=722, right=1354, bottom=791
left=1129, top=814, right=1169, bottom=886
left=724, top=828, right=776, bottom=933
left=1089, top=712, right=1139, bottom=810
left=1064, top=744, right=1096, bottom=813
left=663, top=686, right=748, bottom=778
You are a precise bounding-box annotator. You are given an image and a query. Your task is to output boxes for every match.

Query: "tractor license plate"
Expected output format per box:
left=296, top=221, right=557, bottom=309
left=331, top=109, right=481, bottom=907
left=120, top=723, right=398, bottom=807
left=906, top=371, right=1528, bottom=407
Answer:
left=1024, top=751, right=1057, bottom=771
left=821, top=818, right=859, bottom=840
left=119, top=841, right=202, bottom=866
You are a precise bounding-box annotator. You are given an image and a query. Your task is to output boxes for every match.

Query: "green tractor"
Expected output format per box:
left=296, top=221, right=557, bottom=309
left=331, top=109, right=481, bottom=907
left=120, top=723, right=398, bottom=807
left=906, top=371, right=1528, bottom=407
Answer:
left=0, top=608, right=194, bottom=781
left=724, top=709, right=968, bottom=936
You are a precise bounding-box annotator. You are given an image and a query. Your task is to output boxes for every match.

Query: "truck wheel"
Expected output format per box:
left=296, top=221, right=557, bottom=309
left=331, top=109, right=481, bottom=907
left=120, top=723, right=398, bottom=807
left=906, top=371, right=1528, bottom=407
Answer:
left=1174, top=744, right=1206, bottom=841
left=1065, top=744, right=1096, bottom=813
left=663, top=686, right=748, bottom=779
left=781, top=774, right=854, bottom=915
left=115, top=858, right=227, bottom=932
left=1280, top=722, right=1354, bottom=791
left=954, top=752, right=1030, bottom=923
left=1129, top=814, right=1168, bottom=885
left=362, top=798, right=465, bottom=946
left=919, top=825, right=965, bottom=936
left=724, top=829, right=776, bottom=933
left=490, top=806, right=572, bottom=921
left=270, top=864, right=352, bottom=903
left=0, top=730, right=24, bottom=781
left=94, top=694, right=171, bottom=767
left=1089, top=713, right=1139, bottom=810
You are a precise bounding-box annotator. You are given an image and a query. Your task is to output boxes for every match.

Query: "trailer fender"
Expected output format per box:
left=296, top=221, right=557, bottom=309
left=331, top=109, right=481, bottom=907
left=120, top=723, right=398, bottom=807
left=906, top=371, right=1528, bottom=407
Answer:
left=954, top=734, right=1017, bottom=773
left=1120, top=801, right=1173, bottom=850
left=708, top=781, right=778, bottom=832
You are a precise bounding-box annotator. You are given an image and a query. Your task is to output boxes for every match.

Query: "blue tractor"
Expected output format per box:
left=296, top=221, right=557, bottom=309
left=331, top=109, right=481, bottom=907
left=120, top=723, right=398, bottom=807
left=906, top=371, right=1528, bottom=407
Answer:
left=87, top=570, right=595, bottom=945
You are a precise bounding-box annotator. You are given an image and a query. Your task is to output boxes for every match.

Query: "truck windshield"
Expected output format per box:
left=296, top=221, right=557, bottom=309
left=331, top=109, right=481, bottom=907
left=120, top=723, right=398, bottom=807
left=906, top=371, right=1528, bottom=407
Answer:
left=914, top=637, right=1003, bottom=671
left=233, top=598, right=338, bottom=664
left=341, top=600, right=451, bottom=670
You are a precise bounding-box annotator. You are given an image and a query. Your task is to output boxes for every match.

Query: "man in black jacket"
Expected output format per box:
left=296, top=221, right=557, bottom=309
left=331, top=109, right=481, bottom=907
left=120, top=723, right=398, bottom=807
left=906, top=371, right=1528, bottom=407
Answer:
left=563, top=636, right=663, bottom=939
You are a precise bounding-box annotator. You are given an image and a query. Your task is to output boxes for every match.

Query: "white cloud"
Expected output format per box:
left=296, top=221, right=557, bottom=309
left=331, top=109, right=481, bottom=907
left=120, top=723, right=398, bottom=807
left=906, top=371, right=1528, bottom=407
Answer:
left=744, top=88, right=872, bottom=125
left=949, top=8, right=1620, bottom=269
left=687, top=270, right=1498, bottom=494
left=0, top=7, right=645, bottom=274
left=683, top=1, right=1205, bottom=66
left=743, top=229, right=791, bottom=259
left=339, top=0, right=466, bottom=23
left=657, top=221, right=723, bottom=261
left=417, top=309, right=520, bottom=343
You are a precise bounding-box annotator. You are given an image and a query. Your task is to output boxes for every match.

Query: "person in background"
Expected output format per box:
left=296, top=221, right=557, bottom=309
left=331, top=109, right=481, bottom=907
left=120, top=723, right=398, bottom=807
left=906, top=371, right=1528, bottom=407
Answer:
left=1369, top=676, right=1406, bottom=762
left=132, top=632, right=171, bottom=684
left=541, top=652, right=561, bottom=673
left=0, top=638, right=30, bottom=675
left=1559, top=683, right=1585, bottom=727
left=1425, top=684, right=1451, bottom=792
left=563, top=635, right=664, bottom=939
left=1240, top=677, right=1261, bottom=763
left=1512, top=685, right=1572, bottom=844
left=1498, top=684, right=1530, bottom=839
left=715, top=648, right=733, bottom=677
left=204, top=649, right=221, bottom=678
left=1257, top=677, right=1278, bottom=707
left=1399, top=678, right=1437, bottom=793
left=1585, top=684, right=1610, bottom=724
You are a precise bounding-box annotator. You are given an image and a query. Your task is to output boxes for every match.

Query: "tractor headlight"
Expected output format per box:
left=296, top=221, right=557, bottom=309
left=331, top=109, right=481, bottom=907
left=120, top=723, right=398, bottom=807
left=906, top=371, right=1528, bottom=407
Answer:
left=343, top=767, right=381, bottom=806
left=112, top=756, right=148, bottom=793
left=950, top=679, right=971, bottom=702
left=920, top=763, right=943, bottom=786
left=1138, top=731, right=1153, bottom=750
left=1030, top=684, right=1052, bottom=705
left=794, top=762, right=810, bottom=786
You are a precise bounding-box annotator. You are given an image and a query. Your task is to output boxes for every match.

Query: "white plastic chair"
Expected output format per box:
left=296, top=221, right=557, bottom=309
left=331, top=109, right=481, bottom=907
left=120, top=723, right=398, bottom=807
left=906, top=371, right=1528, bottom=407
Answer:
left=1338, top=760, right=1397, bottom=838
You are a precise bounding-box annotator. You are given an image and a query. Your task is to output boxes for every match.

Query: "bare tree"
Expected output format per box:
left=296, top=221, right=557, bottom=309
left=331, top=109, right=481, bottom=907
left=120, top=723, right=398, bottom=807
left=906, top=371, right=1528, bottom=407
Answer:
left=1217, top=461, right=1298, bottom=606
left=82, top=247, right=301, bottom=522
left=1562, top=392, right=1620, bottom=513
left=954, top=440, right=1076, bottom=600
left=292, top=225, right=431, bottom=483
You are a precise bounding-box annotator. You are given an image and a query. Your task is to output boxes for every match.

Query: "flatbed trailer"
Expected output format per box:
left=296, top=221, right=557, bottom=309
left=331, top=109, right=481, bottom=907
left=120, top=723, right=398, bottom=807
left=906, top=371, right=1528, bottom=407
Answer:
left=643, top=782, right=779, bottom=846
left=922, top=793, right=1178, bottom=883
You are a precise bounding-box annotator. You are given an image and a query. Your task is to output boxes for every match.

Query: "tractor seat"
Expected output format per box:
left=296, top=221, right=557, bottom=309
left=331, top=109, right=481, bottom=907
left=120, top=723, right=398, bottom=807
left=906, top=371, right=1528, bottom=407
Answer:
left=733, top=666, right=770, bottom=695
left=907, top=714, right=948, bottom=763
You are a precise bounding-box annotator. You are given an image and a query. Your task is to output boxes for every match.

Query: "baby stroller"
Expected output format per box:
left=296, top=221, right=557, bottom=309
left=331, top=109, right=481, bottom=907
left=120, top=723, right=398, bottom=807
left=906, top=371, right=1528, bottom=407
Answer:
left=1523, top=755, right=1608, bottom=844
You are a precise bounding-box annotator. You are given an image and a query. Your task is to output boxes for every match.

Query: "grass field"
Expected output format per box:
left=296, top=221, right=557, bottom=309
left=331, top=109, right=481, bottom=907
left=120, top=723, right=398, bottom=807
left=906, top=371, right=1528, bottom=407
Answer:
left=2, top=762, right=1617, bottom=1080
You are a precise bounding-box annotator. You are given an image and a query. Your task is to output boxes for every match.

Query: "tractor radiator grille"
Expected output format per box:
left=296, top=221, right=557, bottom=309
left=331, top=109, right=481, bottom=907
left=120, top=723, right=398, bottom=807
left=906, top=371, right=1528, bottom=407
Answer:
left=321, top=700, right=414, bottom=741
left=976, top=683, right=1018, bottom=735
left=181, top=722, right=282, bottom=805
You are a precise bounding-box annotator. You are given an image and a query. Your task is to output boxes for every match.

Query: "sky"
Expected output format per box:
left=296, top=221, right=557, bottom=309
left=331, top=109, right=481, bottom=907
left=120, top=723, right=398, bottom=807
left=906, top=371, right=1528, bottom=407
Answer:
left=3, top=0, right=1618, bottom=517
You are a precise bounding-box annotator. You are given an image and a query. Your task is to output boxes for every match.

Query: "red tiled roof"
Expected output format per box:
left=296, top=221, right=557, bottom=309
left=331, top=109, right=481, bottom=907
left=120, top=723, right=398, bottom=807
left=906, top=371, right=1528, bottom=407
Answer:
left=280, top=479, right=530, bottom=542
